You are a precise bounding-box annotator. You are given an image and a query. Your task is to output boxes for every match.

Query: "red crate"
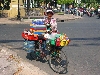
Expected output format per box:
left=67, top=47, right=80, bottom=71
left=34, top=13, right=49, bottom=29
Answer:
left=22, top=32, right=38, bottom=41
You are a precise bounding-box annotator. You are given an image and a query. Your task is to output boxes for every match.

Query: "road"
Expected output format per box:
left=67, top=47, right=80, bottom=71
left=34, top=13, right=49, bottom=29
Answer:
left=0, top=16, right=100, bottom=75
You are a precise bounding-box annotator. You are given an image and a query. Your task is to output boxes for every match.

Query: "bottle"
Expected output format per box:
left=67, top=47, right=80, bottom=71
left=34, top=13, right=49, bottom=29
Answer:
left=42, top=20, right=44, bottom=25
left=32, top=20, right=34, bottom=24
left=34, top=19, right=37, bottom=25
left=32, top=19, right=36, bottom=25
left=39, top=20, right=41, bottom=25
left=36, top=20, right=38, bottom=25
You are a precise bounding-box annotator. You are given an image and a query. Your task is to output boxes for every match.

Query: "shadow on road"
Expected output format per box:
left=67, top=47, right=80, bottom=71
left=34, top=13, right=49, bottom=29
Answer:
left=69, top=37, right=100, bottom=47
left=83, top=43, right=100, bottom=46
left=0, top=40, right=23, bottom=43
left=69, top=43, right=100, bottom=47
left=26, top=53, right=47, bottom=63
left=69, top=44, right=80, bottom=47
left=26, top=53, right=33, bottom=61
left=70, top=37, right=100, bottom=41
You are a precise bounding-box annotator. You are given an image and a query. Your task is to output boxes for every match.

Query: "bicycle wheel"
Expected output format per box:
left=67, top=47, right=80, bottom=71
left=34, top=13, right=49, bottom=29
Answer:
left=30, top=51, right=39, bottom=60
left=48, top=50, right=68, bottom=73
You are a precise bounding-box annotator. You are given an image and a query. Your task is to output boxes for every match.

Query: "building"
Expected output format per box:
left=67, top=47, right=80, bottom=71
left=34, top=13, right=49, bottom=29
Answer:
left=0, top=0, right=25, bottom=18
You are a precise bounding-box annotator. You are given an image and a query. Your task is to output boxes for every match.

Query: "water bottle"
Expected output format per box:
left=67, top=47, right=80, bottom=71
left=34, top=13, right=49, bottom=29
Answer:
left=32, top=20, right=34, bottom=24
left=35, top=19, right=38, bottom=25
left=39, top=20, right=41, bottom=25
left=32, top=19, right=33, bottom=23
left=34, top=20, right=36, bottom=25
left=41, top=19, right=44, bottom=25
left=37, top=20, right=39, bottom=25
left=32, top=19, right=35, bottom=24
left=38, top=20, right=40, bottom=25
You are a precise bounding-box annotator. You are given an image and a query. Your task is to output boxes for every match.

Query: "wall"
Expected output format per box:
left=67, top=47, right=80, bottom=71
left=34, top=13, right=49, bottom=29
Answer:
left=0, top=0, right=25, bottom=18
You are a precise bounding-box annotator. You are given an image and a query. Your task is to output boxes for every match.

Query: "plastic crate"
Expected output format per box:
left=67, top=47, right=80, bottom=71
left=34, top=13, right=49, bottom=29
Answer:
left=22, top=33, right=38, bottom=41
left=30, top=25, right=47, bottom=30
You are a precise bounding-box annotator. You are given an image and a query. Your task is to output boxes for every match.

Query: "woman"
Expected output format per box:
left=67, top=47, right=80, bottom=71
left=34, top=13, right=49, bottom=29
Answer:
left=44, top=9, right=57, bottom=31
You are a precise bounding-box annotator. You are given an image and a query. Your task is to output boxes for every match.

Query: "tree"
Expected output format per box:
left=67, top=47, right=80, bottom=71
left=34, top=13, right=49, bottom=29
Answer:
left=81, top=0, right=100, bottom=8
left=34, top=0, right=52, bottom=3
left=81, top=0, right=97, bottom=3
left=96, top=0, right=100, bottom=3
left=34, top=0, right=52, bottom=7
left=57, top=0, right=74, bottom=5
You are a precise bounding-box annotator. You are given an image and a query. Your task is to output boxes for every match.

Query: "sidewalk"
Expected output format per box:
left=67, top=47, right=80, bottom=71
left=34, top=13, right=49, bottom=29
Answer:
left=0, top=14, right=82, bottom=24
left=53, top=14, right=82, bottom=21
left=0, top=45, right=49, bottom=75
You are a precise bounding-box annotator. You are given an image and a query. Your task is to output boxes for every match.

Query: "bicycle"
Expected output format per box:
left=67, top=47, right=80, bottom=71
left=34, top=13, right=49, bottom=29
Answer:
left=30, top=39, right=68, bottom=74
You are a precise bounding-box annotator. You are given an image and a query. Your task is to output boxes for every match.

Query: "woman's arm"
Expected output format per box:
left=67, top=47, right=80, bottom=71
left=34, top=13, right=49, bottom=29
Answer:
left=51, top=18, right=57, bottom=29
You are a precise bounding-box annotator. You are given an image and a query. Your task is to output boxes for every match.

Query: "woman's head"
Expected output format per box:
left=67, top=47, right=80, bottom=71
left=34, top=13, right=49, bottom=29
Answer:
left=46, top=10, right=54, bottom=18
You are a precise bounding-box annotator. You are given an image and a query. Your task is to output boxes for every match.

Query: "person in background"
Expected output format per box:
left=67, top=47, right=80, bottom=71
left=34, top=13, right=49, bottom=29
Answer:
left=98, top=5, right=100, bottom=18
left=90, top=7, right=95, bottom=17
left=98, top=5, right=100, bottom=12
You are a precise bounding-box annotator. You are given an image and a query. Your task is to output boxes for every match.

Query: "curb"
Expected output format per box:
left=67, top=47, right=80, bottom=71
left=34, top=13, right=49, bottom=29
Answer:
left=0, top=22, right=30, bottom=24
left=55, top=17, right=82, bottom=22
left=56, top=18, right=75, bottom=22
left=0, top=17, right=82, bottom=24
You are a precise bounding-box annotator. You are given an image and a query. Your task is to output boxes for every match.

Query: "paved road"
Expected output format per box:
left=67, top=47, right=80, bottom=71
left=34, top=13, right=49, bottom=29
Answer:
left=0, top=15, right=100, bottom=75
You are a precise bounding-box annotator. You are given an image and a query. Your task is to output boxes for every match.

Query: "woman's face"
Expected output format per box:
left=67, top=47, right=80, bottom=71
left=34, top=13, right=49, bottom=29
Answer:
left=47, top=12, right=53, bottom=18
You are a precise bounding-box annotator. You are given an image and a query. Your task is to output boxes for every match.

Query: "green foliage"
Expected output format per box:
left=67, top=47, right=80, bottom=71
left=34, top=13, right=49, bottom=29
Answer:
left=81, top=0, right=100, bottom=3
left=81, top=0, right=100, bottom=9
left=34, top=0, right=52, bottom=3
left=57, top=0, right=74, bottom=5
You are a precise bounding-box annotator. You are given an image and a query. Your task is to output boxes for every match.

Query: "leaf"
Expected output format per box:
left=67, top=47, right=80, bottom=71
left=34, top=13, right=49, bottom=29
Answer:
left=57, top=0, right=74, bottom=4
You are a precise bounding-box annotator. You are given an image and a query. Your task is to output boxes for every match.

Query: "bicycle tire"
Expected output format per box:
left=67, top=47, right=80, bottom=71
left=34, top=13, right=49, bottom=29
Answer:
left=30, top=51, right=38, bottom=60
left=48, top=50, right=68, bottom=74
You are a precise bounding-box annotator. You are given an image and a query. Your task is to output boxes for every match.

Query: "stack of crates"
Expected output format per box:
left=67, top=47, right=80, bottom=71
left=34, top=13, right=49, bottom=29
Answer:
left=30, top=19, right=47, bottom=35
left=23, top=19, right=47, bottom=53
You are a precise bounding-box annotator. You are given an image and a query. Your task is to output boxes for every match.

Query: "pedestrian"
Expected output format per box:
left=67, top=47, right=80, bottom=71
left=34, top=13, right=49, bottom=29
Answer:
left=98, top=5, right=100, bottom=13
left=90, top=7, right=95, bottom=17
left=98, top=5, right=100, bottom=18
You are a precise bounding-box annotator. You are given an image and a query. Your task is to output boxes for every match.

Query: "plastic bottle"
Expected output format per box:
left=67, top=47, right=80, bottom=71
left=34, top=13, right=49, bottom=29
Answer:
left=32, top=20, right=33, bottom=24
left=32, top=19, right=35, bottom=24
left=42, top=20, right=44, bottom=25
left=34, top=20, right=36, bottom=25
left=39, top=20, right=41, bottom=25
left=36, top=20, right=39, bottom=25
